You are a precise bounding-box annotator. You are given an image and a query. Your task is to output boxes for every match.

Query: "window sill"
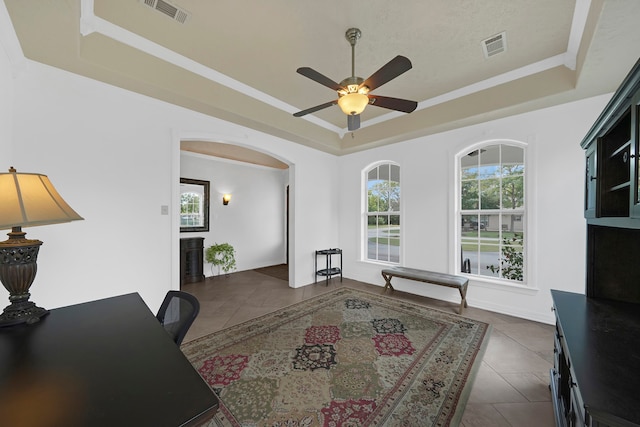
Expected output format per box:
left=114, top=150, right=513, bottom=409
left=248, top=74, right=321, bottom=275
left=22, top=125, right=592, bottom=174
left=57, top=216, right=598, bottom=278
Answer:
left=358, top=259, right=400, bottom=268
left=463, top=274, right=539, bottom=294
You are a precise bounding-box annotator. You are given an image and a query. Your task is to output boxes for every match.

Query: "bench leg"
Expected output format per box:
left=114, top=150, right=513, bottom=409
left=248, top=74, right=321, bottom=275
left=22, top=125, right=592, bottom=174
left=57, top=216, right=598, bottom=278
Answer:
left=458, top=283, right=469, bottom=314
left=381, top=272, right=394, bottom=292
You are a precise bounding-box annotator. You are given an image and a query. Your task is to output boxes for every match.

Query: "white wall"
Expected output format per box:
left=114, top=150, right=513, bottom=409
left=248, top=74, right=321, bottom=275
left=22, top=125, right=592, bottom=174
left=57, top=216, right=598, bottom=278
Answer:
left=0, top=17, right=616, bottom=324
left=180, top=152, right=287, bottom=276
left=0, top=14, right=14, bottom=163
left=338, top=94, right=611, bottom=324
left=2, top=59, right=338, bottom=313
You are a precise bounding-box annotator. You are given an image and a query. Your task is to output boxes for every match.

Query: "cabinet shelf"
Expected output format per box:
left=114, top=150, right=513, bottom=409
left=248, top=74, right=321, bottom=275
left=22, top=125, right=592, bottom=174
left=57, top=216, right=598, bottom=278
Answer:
left=589, top=108, right=634, bottom=219
left=609, top=139, right=631, bottom=158
left=609, top=181, right=630, bottom=192
left=316, top=267, right=341, bottom=276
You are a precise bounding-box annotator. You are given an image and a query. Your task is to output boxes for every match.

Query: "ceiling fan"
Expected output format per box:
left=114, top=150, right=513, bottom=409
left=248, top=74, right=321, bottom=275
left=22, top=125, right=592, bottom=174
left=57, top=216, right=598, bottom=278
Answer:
left=293, top=28, right=418, bottom=131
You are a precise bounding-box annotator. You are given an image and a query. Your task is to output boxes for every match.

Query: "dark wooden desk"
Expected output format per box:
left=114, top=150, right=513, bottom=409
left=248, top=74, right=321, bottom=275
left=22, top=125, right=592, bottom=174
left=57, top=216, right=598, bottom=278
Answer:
left=0, top=293, right=218, bottom=427
left=551, top=290, right=640, bottom=426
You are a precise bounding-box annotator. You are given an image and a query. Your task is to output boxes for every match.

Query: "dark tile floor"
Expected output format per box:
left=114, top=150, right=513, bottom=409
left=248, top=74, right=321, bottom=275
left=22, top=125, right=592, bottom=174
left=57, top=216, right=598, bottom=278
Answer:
left=182, top=269, right=555, bottom=427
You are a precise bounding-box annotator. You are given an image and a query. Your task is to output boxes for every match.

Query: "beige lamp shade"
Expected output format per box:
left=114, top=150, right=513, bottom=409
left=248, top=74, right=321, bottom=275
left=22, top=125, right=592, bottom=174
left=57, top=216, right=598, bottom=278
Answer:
left=0, top=168, right=84, bottom=230
left=338, top=92, right=369, bottom=115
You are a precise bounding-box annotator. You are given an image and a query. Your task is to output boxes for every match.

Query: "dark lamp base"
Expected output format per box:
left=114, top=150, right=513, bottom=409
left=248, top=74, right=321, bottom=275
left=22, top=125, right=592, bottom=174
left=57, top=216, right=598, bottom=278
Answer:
left=0, top=300, right=49, bottom=327
left=0, top=226, right=47, bottom=328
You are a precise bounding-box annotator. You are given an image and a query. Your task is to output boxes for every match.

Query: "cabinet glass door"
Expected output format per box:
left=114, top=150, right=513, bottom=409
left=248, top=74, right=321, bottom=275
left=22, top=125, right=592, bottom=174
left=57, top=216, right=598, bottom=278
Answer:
left=633, top=98, right=640, bottom=217
left=585, top=143, right=596, bottom=218
left=597, top=110, right=631, bottom=217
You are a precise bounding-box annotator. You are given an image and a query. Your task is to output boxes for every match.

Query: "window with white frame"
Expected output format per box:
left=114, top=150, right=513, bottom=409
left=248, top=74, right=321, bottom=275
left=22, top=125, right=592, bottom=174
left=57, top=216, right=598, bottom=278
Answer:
left=365, top=163, right=400, bottom=263
left=459, top=144, right=525, bottom=282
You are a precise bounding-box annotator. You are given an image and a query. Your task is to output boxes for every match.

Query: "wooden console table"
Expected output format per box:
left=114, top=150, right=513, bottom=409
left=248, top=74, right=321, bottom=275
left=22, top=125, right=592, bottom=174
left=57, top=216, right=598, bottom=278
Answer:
left=0, top=293, right=218, bottom=426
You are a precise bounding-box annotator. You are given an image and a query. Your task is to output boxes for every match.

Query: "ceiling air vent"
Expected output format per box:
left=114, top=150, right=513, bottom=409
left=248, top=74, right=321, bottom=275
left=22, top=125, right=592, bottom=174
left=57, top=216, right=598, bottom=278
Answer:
left=140, top=0, right=190, bottom=24
left=482, top=32, right=506, bottom=58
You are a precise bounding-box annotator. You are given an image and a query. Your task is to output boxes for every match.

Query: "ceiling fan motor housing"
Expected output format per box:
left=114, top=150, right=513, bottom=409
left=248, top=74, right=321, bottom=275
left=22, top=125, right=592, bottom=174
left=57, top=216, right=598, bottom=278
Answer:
left=339, top=76, right=367, bottom=93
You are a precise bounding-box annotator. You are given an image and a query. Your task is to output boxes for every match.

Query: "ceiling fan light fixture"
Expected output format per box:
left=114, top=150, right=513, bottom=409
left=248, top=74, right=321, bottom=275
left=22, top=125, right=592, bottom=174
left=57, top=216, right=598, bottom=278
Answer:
left=338, top=92, right=369, bottom=115
left=294, top=27, right=416, bottom=129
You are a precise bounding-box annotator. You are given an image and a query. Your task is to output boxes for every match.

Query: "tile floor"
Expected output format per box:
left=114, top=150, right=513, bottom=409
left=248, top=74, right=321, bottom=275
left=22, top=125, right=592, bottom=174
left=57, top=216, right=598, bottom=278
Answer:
left=182, top=269, right=556, bottom=427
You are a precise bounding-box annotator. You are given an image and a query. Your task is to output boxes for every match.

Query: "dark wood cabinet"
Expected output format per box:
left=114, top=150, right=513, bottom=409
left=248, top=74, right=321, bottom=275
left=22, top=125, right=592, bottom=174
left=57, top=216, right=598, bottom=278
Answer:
left=581, top=59, right=640, bottom=225
left=552, top=57, right=640, bottom=427
left=551, top=291, right=640, bottom=427
left=585, top=225, right=640, bottom=304
left=580, top=58, right=640, bottom=303
left=180, top=237, right=204, bottom=285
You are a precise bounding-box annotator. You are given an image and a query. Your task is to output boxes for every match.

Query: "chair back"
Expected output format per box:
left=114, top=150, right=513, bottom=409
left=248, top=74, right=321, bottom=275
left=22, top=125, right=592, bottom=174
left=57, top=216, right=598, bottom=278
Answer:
left=156, top=291, right=200, bottom=346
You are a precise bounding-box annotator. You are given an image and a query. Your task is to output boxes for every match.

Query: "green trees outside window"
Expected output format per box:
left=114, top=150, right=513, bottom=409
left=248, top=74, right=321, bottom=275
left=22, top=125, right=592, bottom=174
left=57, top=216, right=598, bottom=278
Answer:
left=180, top=192, right=202, bottom=226
left=366, top=163, right=400, bottom=263
left=180, top=178, right=209, bottom=232
left=460, top=144, right=525, bottom=282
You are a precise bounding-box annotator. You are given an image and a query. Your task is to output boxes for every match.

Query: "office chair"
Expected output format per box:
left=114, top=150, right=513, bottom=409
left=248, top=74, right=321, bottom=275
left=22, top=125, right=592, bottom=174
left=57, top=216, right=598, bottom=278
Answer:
left=156, top=290, right=200, bottom=346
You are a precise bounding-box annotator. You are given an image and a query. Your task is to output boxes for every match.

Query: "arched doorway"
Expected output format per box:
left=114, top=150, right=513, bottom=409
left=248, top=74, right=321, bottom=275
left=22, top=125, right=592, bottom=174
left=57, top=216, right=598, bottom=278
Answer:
left=177, top=139, right=292, bottom=285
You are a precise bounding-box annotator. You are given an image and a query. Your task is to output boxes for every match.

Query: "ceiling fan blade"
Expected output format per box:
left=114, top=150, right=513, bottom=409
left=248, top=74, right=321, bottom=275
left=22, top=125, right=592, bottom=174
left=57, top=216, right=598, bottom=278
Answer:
left=296, top=67, right=344, bottom=91
left=293, top=100, right=338, bottom=117
left=360, top=56, right=413, bottom=91
left=347, top=114, right=360, bottom=131
left=368, top=95, right=418, bottom=113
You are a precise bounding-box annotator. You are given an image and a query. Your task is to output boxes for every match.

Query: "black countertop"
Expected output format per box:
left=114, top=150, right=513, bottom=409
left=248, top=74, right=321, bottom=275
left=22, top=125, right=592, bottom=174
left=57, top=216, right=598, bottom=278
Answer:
left=552, top=290, right=640, bottom=426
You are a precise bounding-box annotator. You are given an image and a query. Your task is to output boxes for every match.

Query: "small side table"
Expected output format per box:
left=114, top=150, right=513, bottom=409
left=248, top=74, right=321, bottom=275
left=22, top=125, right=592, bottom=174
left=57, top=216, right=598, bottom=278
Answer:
left=315, top=248, right=342, bottom=286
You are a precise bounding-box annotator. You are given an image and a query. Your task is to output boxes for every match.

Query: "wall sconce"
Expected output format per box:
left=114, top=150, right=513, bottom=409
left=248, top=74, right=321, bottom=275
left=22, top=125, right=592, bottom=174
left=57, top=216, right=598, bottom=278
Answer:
left=222, top=194, right=232, bottom=205
left=0, top=167, right=84, bottom=327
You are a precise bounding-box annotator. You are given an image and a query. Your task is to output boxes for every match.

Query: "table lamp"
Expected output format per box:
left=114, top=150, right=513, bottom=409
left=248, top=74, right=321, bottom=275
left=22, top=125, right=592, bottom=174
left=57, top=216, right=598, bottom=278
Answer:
left=0, top=167, right=84, bottom=327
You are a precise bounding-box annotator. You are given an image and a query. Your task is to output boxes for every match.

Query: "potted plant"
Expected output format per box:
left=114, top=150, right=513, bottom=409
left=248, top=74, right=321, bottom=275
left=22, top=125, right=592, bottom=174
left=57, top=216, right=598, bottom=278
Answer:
left=205, top=242, right=236, bottom=277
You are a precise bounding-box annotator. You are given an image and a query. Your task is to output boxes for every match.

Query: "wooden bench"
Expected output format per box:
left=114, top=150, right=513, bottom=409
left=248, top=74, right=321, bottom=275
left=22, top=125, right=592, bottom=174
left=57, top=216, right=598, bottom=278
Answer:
left=381, top=267, right=469, bottom=314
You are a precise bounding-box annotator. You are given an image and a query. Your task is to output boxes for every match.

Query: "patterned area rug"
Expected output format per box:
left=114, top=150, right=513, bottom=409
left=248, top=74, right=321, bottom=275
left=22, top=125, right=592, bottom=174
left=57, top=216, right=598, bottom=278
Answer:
left=182, top=287, right=491, bottom=427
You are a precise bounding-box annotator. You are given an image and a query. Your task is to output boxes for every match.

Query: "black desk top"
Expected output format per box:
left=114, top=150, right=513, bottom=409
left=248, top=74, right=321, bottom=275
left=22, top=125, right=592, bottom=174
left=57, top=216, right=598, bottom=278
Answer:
left=551, top=290, right=640, bottom=426
left=0, top=293, right=218, bottom=427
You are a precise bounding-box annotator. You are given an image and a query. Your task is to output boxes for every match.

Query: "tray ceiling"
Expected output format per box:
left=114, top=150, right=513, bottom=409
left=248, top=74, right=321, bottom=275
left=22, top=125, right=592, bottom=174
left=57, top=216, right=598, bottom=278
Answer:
left=5, top=0, right=640, bottom=155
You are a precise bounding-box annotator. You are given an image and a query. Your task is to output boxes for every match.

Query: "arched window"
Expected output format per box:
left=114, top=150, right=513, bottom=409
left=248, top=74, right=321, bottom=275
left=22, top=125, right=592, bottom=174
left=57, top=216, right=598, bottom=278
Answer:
left=458, top=143, right=526, bottom=282
left=365, top=162, right=400, bottom=263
